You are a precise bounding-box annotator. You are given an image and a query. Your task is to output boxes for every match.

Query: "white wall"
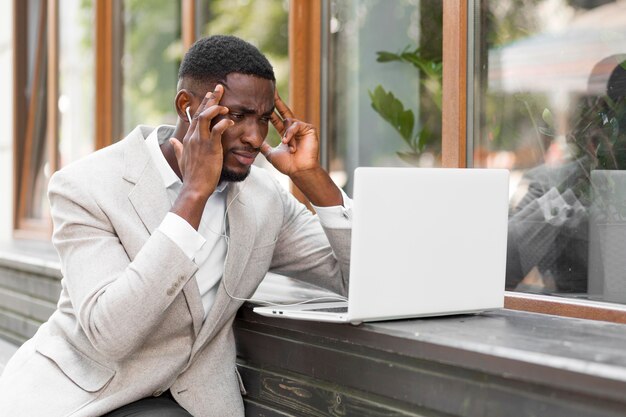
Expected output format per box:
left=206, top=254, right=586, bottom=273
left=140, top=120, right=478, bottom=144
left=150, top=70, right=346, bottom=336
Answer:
left=0, top=1, right=13, bottom=241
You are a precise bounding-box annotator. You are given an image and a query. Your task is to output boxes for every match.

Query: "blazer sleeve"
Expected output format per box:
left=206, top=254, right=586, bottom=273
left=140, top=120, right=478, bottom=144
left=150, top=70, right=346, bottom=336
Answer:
left=267, top=179, right=351, bottom=297
left=48, top=170, right=198, bottom=360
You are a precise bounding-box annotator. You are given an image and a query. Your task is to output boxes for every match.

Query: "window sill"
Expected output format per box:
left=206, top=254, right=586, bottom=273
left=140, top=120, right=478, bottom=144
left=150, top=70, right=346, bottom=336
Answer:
left=237, top=274, right=626, bottom=416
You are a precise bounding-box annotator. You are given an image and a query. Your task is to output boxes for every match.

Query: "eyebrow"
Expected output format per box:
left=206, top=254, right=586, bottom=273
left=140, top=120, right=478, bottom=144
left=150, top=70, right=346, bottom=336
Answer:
left=228, top=105, right=275, bottom=116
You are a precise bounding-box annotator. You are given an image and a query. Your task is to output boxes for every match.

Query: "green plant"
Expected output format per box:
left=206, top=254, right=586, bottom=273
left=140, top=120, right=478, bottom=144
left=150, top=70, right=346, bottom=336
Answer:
left=368, top=46, right=442, bottom=165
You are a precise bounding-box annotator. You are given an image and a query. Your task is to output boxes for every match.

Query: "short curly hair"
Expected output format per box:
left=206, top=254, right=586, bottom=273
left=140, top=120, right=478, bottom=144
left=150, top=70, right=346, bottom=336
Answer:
left=178, top=35, right=275, bottom=91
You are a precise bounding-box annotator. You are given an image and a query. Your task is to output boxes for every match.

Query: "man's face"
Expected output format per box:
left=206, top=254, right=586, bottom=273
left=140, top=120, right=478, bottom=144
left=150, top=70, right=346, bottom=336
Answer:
left=208, top=73, right=275, bottom=182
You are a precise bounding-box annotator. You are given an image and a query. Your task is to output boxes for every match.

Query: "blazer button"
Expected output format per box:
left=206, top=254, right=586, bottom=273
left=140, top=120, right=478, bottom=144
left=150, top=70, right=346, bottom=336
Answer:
left=166, top=288, right=175, bottom=296
left=153, top=390, right=163, bottom=397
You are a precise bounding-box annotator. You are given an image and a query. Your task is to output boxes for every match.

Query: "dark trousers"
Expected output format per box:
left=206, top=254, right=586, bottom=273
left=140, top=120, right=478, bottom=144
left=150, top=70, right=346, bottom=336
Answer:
left=103, top=391, right=193, bottom=416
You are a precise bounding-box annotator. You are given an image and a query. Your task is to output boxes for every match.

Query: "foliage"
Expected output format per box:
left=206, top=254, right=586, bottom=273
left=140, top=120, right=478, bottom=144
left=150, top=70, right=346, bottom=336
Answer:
left=122, top=0, right=183, bottom=131
left=368, top=46, right=442, bottom=165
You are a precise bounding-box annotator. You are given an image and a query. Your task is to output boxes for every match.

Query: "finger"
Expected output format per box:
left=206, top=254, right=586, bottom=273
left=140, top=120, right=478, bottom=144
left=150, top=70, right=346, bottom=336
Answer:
left=280, top=118, right=295, bottom=141
left=270, top=112, right=285, bottom=135
left=196, top=105, right=230, bottom=139
left=169, top=138, right=184, bottom=173
left=274, top=90, right=294, bottom=120
left=186, top=89, right=215, bottom=135
left=259, top=141, right=273, bottom=161
left=208, top=119, right=235, bottom=151
left=193, top=84, right=224, bottom=120
left=283, top=121, right=300, bottom=153
left=282, top=120, right=300, bottom=142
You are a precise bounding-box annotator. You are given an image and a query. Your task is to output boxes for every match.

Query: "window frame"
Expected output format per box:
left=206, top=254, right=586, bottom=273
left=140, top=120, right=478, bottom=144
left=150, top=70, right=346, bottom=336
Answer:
left=12, top=0, right=57, bottom=239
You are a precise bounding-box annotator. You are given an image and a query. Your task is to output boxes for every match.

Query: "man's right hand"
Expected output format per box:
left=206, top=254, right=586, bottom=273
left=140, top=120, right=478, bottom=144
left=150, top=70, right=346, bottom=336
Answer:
left=169, top=85, right=234, bottom=230
left=170, top=85, right=233, bottom=198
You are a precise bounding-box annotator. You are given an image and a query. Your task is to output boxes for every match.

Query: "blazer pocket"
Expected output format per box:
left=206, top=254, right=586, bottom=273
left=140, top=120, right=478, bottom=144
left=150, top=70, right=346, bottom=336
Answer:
left=36, top=336, right=115, bottom=393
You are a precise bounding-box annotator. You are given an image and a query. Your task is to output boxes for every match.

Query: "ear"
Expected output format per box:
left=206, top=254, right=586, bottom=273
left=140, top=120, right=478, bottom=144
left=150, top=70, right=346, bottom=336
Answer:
left=175, top=89, right=194, bottom=122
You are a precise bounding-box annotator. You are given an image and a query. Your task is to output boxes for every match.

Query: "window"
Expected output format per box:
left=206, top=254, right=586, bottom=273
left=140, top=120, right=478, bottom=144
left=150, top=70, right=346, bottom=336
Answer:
left=472, top=0, right=626, bottom=309
left=13, top=0, right=53, bottom=238
left=58, top=0, right=95, bottom=167
left=120, top=0, right=182, bottom=133
left=12, top=0, right=185, bottom=237
left=12, top=1, right=292, bottom=231
left=326, top=0, right=443, bottom=195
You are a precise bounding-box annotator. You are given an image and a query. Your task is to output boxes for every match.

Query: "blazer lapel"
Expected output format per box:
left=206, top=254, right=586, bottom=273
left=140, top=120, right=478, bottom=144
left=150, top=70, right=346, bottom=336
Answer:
left=122, top=126, right=204, bottom=335
left=191, top=181, right=256, bottom=356
left=123, top=127, right=171, bottom=235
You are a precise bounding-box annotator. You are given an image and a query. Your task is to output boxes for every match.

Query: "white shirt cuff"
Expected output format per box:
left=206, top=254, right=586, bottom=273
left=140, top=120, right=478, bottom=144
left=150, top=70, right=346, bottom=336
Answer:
left=312, top=189, right=352, bottom=229
left=157, top=212, right=206, bottom=260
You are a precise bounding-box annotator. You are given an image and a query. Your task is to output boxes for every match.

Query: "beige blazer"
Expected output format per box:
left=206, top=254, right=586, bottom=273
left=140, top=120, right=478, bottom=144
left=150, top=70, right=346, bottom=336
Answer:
left=0, top=126, right=351, bottom=417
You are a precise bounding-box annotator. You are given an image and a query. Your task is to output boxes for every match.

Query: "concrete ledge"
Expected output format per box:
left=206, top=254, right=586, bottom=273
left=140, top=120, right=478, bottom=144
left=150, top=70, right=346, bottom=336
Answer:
left=0, top=336, right=19, bottom=374
left=0, top=241, right=60, bottom=345
left=0, top=242, right=61, bottom=279
left=237, top=275, right=626, bottom=417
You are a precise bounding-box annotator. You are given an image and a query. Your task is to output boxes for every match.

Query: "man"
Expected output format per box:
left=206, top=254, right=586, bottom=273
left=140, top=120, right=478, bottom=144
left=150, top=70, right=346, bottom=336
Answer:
left=0, top=35, right=351, bottom=416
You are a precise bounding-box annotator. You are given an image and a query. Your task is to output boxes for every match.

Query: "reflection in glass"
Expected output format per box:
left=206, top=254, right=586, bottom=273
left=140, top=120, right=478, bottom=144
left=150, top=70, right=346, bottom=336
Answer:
left=121, top=0, right=182, bottom=134
left=22, top=0, right=49, bottom=222
left=58, top=0, right=94, bottom=167
left=327, top=0, right=442, bottom=196
left=474, top=1, right=626, bottom=304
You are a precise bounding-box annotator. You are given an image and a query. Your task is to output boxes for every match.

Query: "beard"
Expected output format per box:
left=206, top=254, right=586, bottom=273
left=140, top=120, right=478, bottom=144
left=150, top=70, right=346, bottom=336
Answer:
left=219, top=165, right=252, bottom=183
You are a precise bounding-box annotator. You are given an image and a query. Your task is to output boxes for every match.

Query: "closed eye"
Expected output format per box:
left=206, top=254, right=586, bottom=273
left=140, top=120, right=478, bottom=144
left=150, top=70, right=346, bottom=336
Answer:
left=229, top=113, right=245, bottom=120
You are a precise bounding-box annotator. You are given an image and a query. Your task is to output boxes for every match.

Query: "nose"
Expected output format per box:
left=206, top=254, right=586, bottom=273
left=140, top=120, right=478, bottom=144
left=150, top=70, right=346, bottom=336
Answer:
left=240, top=120, right=265, bottom=149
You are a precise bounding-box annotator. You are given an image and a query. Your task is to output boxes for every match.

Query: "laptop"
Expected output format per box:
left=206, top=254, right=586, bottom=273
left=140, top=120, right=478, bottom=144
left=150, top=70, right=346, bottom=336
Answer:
left=253, top=167, right=510, bottom=324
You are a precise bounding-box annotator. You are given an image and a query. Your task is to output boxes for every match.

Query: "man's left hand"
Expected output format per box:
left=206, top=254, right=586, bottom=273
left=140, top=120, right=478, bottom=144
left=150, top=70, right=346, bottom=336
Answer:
left=260, top=90, right=343, bottom=208
left=260, top=91, right=319, bottom=176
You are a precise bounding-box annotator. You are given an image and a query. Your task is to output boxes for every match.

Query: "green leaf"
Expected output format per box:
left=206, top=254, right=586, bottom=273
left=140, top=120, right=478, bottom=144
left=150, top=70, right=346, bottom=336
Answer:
left=417, top=128, right=431, bottom=152
left=541, top=108, right=554, bottom=128
left=376, top=51, right=402, bottom=63
left=369, top=85, right=414, bottom=142
left=398, top=109, right=414, bottom=143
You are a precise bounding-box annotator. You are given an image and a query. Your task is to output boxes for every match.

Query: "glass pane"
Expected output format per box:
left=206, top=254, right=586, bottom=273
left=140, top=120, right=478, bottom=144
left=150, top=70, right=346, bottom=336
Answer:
left=23, top=0, right=49, bottom=221
left=198, top=0, right=290, bottom=187
left=121, top=0, right=182, bottom=134
left=58, top=0, right=95, bottom=166
left=474, top=1, right=626, bottom=304
left=328, top=0, right=443, bottom=195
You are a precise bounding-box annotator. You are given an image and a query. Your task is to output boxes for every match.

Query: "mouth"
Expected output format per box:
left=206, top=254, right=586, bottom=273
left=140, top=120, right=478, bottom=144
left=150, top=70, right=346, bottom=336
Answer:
left=231, top=150, right=258, bottom=166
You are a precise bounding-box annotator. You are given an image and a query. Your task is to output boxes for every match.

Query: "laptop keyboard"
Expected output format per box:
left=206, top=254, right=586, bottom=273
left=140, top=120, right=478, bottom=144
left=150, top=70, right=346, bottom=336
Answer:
left=308, top=306, right=348, bottom=313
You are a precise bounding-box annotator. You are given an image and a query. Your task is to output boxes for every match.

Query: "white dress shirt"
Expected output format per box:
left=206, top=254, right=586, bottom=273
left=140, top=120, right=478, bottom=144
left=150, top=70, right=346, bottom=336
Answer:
left=145, top=125, right=352, bottom=318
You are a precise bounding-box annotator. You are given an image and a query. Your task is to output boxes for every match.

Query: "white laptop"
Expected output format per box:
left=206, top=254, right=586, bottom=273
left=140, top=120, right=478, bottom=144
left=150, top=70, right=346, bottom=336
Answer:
left=253, top=167, right=510, bottom=324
